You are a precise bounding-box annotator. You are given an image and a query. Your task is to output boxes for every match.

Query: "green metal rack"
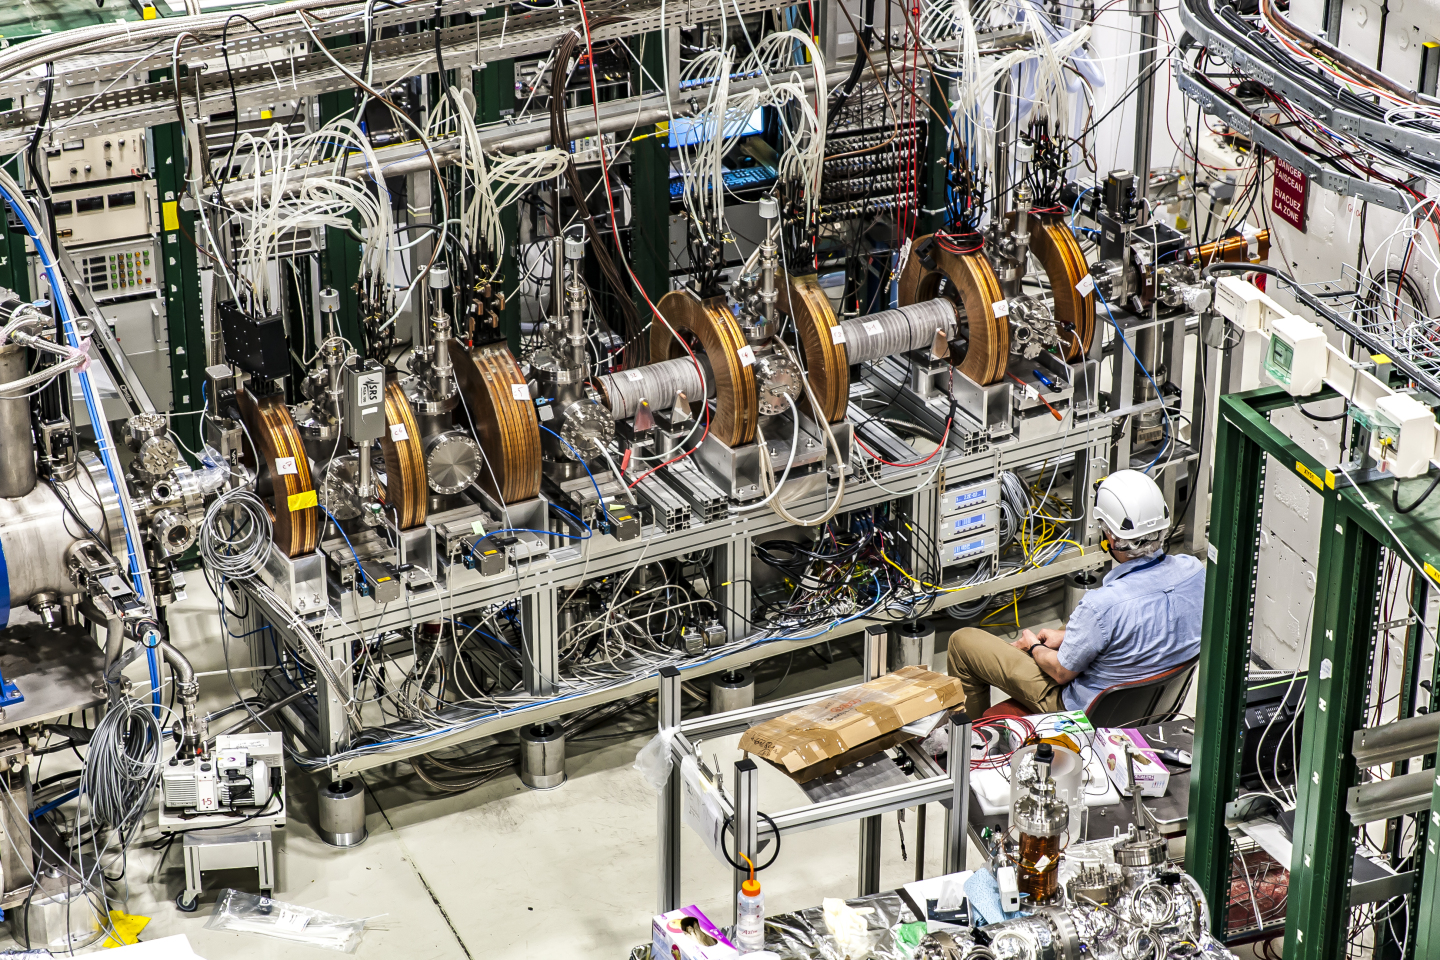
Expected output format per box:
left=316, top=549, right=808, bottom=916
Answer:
left=1188, top=385, right=1440, bottom=958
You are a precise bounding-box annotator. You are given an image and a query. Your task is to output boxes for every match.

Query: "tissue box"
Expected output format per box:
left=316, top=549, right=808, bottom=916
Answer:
left=652, top=906, right=739, bottom=960
left=1097, top=728, right=1170, bottom=798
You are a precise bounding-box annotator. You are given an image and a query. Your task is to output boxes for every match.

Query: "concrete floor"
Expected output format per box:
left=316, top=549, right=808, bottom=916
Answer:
left=0, top=579, right=1212, bottom=959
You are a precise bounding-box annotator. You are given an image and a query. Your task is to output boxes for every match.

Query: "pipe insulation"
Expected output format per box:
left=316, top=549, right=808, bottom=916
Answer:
left=598, top=356, right=715, bottom=420
left=839, top=300, right=959, bottom=365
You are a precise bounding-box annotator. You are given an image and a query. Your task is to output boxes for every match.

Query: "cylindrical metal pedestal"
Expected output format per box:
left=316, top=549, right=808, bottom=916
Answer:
left=318, top=779, right=367, bottom=847
left=520, top=723, right=567, bottom=790
left=1063, top=570, right=1101, bottom=619
left=710, top=669, right=755, bottom=714
left=889, top=620, right=934, bottom=670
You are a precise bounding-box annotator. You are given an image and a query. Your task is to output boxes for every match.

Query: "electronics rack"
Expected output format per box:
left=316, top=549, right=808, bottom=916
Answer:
left=235, top=413, right=1109, bottom=777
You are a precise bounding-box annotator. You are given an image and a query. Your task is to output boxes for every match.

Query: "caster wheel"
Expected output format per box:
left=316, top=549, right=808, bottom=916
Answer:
left=175, top=892, right=198, bottom=913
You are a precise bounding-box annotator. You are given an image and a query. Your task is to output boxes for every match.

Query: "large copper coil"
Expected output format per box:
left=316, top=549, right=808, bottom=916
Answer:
left=378, top=381, right=427, bottom=529
left=777, top=273, right=849, bottom=424
left=898, top=237, right=1008, bottom=385
left=447, top=338, right=541, bottom=504
left=1023, top=213, right=1096, bottom=361
left=236, top=387, right=318, bottom=558
left=648, top=290, right=758, bottom=447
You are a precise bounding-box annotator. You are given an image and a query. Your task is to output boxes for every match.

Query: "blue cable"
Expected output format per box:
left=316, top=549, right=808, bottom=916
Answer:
left=319, top=506, right=370, bottom=587
left=30, top=788, right=79, bottom=822
left=547, top=502, right=592, bottom=539
left=0, top=179, right=162, bottom=714
left=1094, top=287, right=1169, bottom=474
left=538, top=423, right=611, bottom=525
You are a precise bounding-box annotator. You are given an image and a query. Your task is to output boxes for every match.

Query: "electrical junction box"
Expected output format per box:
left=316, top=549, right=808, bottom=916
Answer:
left=1214, top=276, right=1288, bottom=333
left=342, top=359, right=386, bottom=442
left=1264, top=314, right=1328, bottom=396
left=1368, top=392, right=1436, bottom=479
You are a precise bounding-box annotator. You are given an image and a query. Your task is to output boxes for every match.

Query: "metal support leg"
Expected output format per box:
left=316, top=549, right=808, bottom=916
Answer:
left=716, top=540, right=752, bottom=642
left=522, top=582, right=558, bottom=695
left=733, top=758, right=759, bottom=926
left=915, top=804, right=927, bottom=882
left=859, top=626, right=887, bottom=895
left=1286, top=499, right=1381, bottom=960
left=943, top=711, right=972, bottom=874
left=657, top=666, right=682, bottom=914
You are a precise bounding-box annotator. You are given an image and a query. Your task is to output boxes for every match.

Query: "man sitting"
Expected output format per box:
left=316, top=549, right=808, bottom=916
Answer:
left=946, top=469, right=1204, bottom=716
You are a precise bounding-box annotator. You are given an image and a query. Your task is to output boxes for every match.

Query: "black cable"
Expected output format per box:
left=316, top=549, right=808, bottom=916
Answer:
left=25, top=63, right=54, bottom=201
left=720, top=810, right=782, bottom=871
left=1297, top=404, right=1346, bottom=422
left=433, top=0, right=448, bottom=86
left=1393, top=474, right=1440, bottom=515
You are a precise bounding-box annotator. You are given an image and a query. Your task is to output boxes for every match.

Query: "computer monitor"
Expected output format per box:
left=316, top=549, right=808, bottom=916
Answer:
left=667, top=106, right=765, bottom=149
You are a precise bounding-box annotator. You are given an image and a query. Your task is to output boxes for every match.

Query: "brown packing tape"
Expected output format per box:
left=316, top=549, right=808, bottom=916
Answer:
left=738, top=668, right=965, bottom=771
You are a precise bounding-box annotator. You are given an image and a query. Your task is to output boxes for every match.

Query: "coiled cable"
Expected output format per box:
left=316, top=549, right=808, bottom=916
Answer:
left=80, top=696, right=163, bottom=838
left=199, top=489, right=273, bottom=579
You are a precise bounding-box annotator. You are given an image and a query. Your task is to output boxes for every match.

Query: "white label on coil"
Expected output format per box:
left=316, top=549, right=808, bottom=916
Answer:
left=538, top=404, right=554, bottom=422
left=625, top=369, right=644, bottom=382
left=275, top=457, right=297, bottom=476
left=992, top=300, right=1010, bottom=318
left=861, top=320, right=883, bottom=337
left=511, top=383, right=531, bottom=402
left=737, top=345, right=755, bottom=367
left=275, top=910, right=308, bottom=932
left=1075, top=273, right=1096, bottom=297
left=831, top=326, right=847, bottom=345
left=389, top=422, right=409, bottom=442
left=1034, top=854, right=1052, bottom=873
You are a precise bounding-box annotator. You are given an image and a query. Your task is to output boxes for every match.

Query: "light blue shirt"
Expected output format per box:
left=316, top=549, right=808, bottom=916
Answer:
left=1057, top=551, right=1205, bottom=712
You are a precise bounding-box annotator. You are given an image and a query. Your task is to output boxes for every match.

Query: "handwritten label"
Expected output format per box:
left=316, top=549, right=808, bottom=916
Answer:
left=862, top=320, right=884, bottom=337
left=625, top=370, right=644, bottom=382
left=992, top=300, right=1010, bottom=319
left=737, top=345, right=755, bottom=367
left=1075, top=273, right=1095, bottom=297
left=275, top=457, right=297, bottom=476
left=511, top=383, right=531, bottom=402
left=831, top=325, right=847, bottom=345
left=389, top=422, right=409, bottom=442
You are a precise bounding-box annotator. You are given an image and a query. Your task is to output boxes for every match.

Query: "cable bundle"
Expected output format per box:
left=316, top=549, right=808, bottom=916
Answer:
left=81, top=696, right=164, bottom=837
left=199, top=489, right=274, bottom=579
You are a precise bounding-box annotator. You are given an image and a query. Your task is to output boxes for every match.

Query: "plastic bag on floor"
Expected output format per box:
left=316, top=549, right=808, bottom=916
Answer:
left=205, top=889, right=368, bottom=952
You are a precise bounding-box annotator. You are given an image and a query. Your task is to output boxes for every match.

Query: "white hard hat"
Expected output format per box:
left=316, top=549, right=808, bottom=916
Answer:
left=1094, top=469, right=1170, bottom=540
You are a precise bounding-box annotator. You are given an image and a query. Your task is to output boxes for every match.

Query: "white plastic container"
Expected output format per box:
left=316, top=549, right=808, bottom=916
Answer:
left=735, top=879, right=765, bottom=953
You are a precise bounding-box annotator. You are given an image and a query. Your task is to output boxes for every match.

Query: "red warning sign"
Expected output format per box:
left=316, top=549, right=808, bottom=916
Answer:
left=1271, top=157, right=1308, bottom=232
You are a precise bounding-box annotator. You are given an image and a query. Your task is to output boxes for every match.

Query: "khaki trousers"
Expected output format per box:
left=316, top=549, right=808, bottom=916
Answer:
left=945, top=627, right=1065, bottom=716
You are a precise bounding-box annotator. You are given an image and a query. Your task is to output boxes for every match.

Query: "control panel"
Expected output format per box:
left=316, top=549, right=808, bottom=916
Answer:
left=45, top=131, right=148, bottom=184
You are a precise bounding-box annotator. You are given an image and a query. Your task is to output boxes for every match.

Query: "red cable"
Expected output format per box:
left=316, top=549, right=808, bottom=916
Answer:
left=571, top=0, right=712, bottom=488
left=853, top=416, right=952, bottom=467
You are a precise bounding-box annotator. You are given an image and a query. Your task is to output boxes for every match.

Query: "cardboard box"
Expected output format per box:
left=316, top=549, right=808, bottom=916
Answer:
left=652, top=906, right=738, bottom=960
left=738, top=666, right=965, bottom=783
left=1097, top=728, right=1170, bottom=798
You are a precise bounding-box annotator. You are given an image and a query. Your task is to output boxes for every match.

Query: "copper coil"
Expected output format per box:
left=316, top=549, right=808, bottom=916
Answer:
left=898, top=237, right=1008, bottom=384
left=1023, top=212, right=1096, bottom=362
left=648, top=289, right=757, bottom=447
left=777, top=273, right=849, bottom=423
left=236, top=387, right=318, bottom=558
left=379, top=381, right=427, bottom=529
left=1196, top=229, right=1270, bottom=266
left=1017, top=831, right=1063, bottom=905
left=447, top=338, right=541, bottom=504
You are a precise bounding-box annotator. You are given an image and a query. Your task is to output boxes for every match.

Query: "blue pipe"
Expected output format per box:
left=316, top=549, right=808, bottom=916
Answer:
left=0, top=180, right=161, bottom=713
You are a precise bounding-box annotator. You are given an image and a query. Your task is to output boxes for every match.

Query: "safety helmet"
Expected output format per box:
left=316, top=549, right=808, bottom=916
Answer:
left=1094, top=470, right=1170, bottom=540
